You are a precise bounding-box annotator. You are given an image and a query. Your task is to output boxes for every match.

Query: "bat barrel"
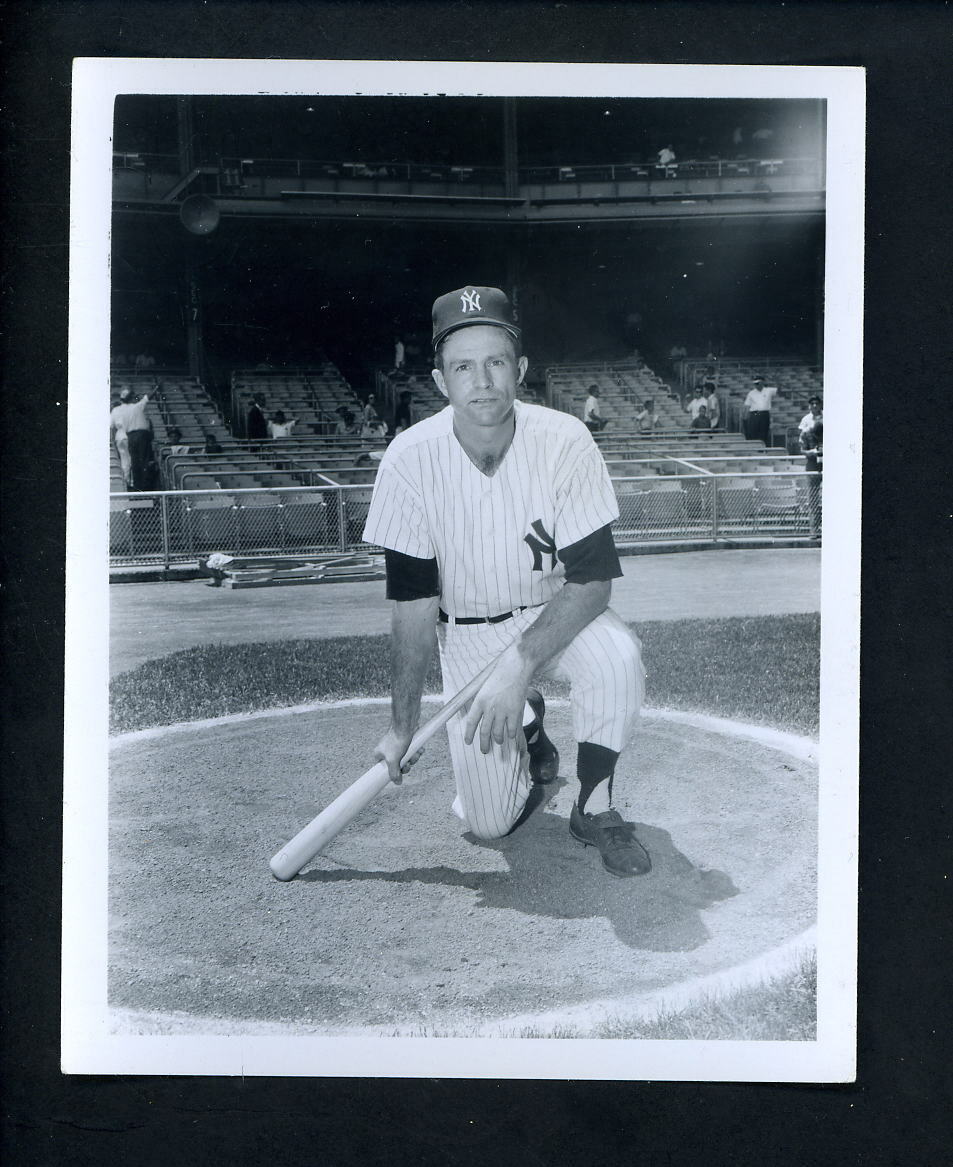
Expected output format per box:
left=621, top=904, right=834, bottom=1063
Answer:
left=269, top=760, right=391, bottom=880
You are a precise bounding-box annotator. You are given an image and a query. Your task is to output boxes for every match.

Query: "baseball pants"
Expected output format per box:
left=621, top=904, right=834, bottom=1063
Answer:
left=437, top=605, right=645, bottom=839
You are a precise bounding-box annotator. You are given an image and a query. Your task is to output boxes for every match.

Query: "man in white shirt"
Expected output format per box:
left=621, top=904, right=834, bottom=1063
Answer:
left=686, top=389, right=708, bottom=421
left=583, top=385, right=608, bottom=432
left=109, top=386, right=153, bottom=490
left=798, top=394, right=823, bottom=436
left=742, top=376, right=778, bottom=444
left=635, top=399, right=659, bottom=433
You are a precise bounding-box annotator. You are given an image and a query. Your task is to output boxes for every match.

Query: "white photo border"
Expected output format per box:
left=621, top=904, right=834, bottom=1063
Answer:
left=63, top=58, right=864, bottom=1081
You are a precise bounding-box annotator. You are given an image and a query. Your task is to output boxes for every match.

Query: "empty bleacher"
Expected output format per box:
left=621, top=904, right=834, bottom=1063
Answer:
left=546, top=360, right=683, bottom=430
left=109, top=357, right=820, bottom=569
left=231, top=366, right=366, bottom=436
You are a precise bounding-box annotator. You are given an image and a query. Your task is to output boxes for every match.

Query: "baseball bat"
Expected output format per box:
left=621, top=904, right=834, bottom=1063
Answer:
left=269, top=654, right=503, bottom=881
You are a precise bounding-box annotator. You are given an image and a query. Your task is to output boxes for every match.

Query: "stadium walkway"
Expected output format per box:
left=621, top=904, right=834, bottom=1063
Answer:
left=110, top=548, right=820, bottom=677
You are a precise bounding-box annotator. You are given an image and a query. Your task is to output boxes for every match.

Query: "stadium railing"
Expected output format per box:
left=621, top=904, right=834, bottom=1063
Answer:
left=109, top=471, right=820, bottom=570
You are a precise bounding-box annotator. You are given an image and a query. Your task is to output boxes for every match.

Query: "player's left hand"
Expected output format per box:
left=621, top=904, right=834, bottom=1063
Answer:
left=463, top=649, right=532, bottom=756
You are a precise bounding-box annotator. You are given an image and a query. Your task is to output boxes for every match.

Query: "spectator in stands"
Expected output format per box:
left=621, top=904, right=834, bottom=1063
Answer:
left=705, top=379, right=721, bottom=428
left=393, top=389, right=413, bottom=434
left=167, top=427, right=191, bottom=456
left=110, top=386, right=154, bottom=491
left=657, top=145, right=677, bottom=177
left=335, top=405, right=358, bottom=435
left=393, top=336, right=406, bottom=372
left=690, top=404, right=712, bottom=432
left=204, top=432, right=223, bottom=454
left=686, top=388, right=708, bottom=422
left=799, top=415, right=823, bottom=535
left=583, top=384, right=609, bottom=433
left=361, top=395, right=386, bottom=439
left=742, top=376, right=778, bottom=444
left=109, top=392, right=133, bottom=489
left=247, top=394, right=268, bottom=442
left=267, top=410, right=297, bottom=439
left=798, top=394, right=823, bottom=437
left=636, top=399, right=659, bottom=433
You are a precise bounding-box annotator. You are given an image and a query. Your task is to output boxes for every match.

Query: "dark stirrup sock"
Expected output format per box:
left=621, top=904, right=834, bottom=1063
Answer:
left=576, top=741, right=619, bottom=813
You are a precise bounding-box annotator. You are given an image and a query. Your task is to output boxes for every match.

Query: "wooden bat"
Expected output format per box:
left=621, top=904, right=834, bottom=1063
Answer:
left=269, top=654, right=503, bottom=881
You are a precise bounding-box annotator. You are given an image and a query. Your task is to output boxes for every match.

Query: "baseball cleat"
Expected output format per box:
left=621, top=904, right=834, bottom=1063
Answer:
left=569, top=805, right=651, bottom=877
left=525, top=691, right=559, bottom=783
left=527, top=725, right=559, bottom=784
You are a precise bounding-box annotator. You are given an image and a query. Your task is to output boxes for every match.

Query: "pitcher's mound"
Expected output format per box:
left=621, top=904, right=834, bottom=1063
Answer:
left=109, top=704, right=816, bottom=1035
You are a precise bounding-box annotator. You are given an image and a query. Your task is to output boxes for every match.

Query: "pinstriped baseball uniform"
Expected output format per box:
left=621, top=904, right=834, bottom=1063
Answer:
left=363, top=400, right=644, bottom=839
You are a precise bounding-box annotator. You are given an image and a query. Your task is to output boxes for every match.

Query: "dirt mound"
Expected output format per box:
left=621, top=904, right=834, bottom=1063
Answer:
left=109, top=705, right=816, bottom=1035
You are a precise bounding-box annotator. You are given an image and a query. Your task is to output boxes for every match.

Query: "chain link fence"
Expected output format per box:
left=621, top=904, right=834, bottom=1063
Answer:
left=613, top=472, right=820, bottom=542
left=109, top=473, right=820, bottom=569
left=109, top=485, right=373, bottom=567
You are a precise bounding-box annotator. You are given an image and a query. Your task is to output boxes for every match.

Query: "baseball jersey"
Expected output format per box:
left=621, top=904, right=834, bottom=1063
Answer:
left=362, top=400, right=620, bottom=618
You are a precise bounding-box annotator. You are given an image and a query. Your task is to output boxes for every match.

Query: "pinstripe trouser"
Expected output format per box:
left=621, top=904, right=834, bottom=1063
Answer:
left=437, top=606, right=645, bottom=840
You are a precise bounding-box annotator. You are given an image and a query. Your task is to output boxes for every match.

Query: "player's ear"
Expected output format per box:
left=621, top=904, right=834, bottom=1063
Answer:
left=517, top=355, right=529, bottom=385
left=432, top=367, right=448, bottom=398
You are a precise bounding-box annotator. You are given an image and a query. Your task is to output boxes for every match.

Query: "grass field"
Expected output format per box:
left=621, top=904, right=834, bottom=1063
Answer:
left=110, top=612, right=820, bottom=736
left=109, top=612, right=819, bottom=1040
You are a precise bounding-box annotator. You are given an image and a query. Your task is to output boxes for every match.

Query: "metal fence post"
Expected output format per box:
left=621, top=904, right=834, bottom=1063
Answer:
left=710, top=476, right=720, bottom=542
left=160, top=493, right=171, bottom=569
left=336, top=488, right=348, bottom=552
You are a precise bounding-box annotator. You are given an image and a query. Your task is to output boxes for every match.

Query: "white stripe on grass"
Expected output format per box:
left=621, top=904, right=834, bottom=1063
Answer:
left=111, top=699, right=818, bottom=761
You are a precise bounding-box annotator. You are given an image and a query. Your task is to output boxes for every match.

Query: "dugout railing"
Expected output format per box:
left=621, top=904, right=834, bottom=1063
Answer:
left=109, top=471, right=820, bottom=570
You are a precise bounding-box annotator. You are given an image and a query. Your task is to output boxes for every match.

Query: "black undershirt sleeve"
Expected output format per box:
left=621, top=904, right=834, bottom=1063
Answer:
left=558, top=524, right=623, bottom=584
left=384, top=548, right=440, bottom=601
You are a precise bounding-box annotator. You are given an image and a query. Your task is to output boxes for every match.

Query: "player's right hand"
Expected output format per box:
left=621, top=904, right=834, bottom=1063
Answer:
left=373, top=728, right=423, bottom=785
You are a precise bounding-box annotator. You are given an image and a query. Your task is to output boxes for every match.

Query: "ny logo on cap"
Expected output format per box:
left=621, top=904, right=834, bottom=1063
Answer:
left=460, top=289, right=482, bottom=313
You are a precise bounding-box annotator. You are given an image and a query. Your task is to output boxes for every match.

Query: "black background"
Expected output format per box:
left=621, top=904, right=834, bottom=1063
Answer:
left=2, top=3, right=951, bottom=1164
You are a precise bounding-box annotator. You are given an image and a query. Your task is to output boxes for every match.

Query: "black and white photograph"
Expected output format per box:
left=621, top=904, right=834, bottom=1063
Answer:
left=63, top=58, right=863, bottom=1080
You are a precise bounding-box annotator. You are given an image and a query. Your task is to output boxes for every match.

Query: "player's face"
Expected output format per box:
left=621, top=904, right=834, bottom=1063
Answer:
left=433, top=325, right=528, bottom=429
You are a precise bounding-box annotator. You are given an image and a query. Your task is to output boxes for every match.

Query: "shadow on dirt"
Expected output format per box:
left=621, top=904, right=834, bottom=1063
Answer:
left=299, top=784, right=738, bottom=953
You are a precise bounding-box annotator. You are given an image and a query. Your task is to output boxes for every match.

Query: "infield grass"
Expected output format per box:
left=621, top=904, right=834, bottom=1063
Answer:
left=110, top=613, right=819, bottom=736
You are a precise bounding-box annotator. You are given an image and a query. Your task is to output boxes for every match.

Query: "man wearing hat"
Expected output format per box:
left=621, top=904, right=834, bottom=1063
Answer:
left=362, top=286, right=650, bottom=877
left=742, top=374, right=778, bottom=444
left=109, top=385, right=154, bottom=490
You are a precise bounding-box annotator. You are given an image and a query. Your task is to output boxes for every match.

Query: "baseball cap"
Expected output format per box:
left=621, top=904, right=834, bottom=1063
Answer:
left=431, top=286, right=520, bottom=349
left=808, top=394, right=822, bottom=404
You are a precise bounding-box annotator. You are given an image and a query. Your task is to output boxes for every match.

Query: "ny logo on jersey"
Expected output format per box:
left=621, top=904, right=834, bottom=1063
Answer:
left=460, top=289, right=482, bottom=313
left=524, top=519, right=557, bottom=572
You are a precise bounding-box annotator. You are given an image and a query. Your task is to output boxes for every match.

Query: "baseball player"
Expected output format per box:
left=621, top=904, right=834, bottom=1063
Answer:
left=362, top=286, right=650, bottom=877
